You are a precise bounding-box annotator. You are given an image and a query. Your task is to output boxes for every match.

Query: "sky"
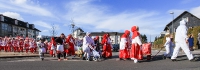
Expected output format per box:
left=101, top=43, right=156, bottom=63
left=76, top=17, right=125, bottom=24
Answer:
left=1, top=0, right=200, bottom=42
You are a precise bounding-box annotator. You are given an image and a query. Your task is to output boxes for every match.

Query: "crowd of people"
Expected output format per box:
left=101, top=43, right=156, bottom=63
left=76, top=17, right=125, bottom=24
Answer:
left=0, top=36, right=38, bottom=53
left=162, top=19, right=197, bottom=62
left=0, top=18, right=198, bottom=63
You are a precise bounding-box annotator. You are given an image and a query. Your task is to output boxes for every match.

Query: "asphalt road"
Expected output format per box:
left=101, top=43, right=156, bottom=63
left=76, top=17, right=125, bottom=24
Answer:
left=0, top=51, right=200, bottom=70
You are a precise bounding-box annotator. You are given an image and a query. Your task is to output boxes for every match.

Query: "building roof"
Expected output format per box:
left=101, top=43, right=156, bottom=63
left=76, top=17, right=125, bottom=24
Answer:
left=78, top=32, right=124, bottom=36
left=0, top=14, right=40, bottom=31
left=163, top=11, right=200, bottom=31
left=75, top=27, right=84, bottom=32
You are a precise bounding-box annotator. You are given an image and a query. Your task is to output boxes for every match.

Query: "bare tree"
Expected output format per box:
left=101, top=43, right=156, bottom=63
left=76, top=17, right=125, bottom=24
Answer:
left=49, top=23, right=57, bottom=37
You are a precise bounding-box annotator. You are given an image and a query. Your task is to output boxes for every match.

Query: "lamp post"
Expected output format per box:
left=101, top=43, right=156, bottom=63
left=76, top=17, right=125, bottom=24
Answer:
left=170, top=12, right=174, bottom=33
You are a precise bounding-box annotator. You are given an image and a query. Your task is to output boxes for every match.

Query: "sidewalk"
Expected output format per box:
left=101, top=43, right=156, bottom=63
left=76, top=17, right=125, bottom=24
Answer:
left=0, top=51, right=49, bottom=58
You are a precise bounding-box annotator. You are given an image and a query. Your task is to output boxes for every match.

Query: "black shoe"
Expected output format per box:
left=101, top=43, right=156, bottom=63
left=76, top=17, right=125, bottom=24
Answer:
left=163, top=55, right=166, bottom=59
left=41, top=58, right=44, bottom=61
left=82, top=57, right=86, bottom=60
left=171, top=59, right=176, bottom=62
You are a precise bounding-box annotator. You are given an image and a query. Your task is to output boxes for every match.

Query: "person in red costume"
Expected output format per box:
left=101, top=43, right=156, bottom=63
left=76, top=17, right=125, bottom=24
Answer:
left=130, top=26, right=143, bottom=63
left=6, top=38, right=12, bottom=52
left=49, top=37, right=56, bottom=57
left=12, top=38, right=18, bottom=52
left=119, top=30, right=131, bottom=60
left=65, top=34, right=75, bottom=57
left=29, top=39, right=35, bottom=54
left=24, top=37, right=30, bottom=53
left=0, top=37, right=2, bottom=51
left=102, top=33, right=112, bottom=59
left=18, top=37, right=24, bottom=53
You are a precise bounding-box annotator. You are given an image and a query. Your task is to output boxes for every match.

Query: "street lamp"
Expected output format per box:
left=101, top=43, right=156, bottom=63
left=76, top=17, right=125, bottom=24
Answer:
left=170, top=12, right=174, bottom=33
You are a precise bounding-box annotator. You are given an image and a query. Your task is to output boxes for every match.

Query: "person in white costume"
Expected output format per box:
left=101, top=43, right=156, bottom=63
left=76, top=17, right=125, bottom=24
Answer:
left=171, top=19, right=196, bottom=62
left=163, top=35, right=174, bottom=59
left=82, top=32, right=95, bottom=61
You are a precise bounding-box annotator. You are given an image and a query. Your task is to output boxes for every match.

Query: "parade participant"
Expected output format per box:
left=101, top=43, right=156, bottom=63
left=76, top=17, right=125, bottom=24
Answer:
left=24, top=37, right=30, bottom=53
left=102, top=33, right=112, bottom=59
left=2, top=38, right=7, bottom=52
left=12, top=38, right=19, bottom=52
left=49, top=37, right=56, bottom=57
left=65, top=34, right=75, bottom=57
left=130, top=26, right=143, bottom=63
left=37, top=39, right=46, bottom=61
left=6, top=38, right=12, bottom=52
left=44, top=40, right=49, bottom=54
left=94, top=36, right=100, bottom=52
left=18, top=37, right=24, bottom=53
left=163, top=34, right=174, bottom=59
left=82, top=32, right=95, bottom=61
left=33, top=39, right=37, bottom=53
left=29, top=39, right=35, bottom=53
left=119, top=30, right=131, bottom=60
left=171, top=19, right=196, bottom=62
left=55, top=33, right=67, bottom=61
left=0, top=37, right=2, bottom=51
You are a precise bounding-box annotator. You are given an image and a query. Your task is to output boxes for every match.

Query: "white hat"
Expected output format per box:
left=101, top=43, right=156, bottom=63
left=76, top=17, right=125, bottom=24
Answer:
left=86, top=32, right=91, bottom=36
left=180, top=19, right=186, bottom=25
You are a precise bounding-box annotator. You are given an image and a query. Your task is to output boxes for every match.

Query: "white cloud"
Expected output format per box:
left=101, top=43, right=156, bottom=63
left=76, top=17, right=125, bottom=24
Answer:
left=0, top=0, right=55, bottom=18
left=42, top=30, right=48, bottom=32
left=33, top=21, right=60, bottom=30
left=63, top=0, right=168, bottom=38
left=1, top=12, right=24, bottom=20
left=12, top=0, right=27, bottom=4
left=190, top=6, right=200, bottom=18
left=33, top=21, right=52, bottom=29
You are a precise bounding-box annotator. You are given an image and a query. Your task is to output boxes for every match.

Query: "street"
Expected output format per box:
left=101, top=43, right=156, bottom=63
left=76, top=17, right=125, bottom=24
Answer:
left=0, top=50, right=200, bottom=70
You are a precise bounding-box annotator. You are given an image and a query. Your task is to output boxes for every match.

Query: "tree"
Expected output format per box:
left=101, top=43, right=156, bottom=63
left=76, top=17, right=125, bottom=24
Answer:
left=140, top=34, right=147, bottom=43
left=49, top=23, right=57, bottom=37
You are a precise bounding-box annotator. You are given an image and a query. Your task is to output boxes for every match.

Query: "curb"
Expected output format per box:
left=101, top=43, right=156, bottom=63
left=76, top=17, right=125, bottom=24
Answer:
left=0, top=54, right=50, bottom=58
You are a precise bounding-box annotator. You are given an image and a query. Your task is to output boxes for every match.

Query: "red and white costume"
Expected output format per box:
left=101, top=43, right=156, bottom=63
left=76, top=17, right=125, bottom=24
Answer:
left=19, top=38, right=24, bottom=52
left=0, top=38, right=2, bottom=51
left=29, top=39, right=35, bottom=53
left=130, top=26, right=143, bottom=63
left=49, top=37, right=56, bottom=57
left=12, top=39, right=19, bottom=52
left=119, top=30, right=131, bottom=59
left=6, top=39, right=12, bottom=52
left=66, top=34, right=75, bottom=56
left=24, top=37, right=30, bottom=53
left=102, top=33, right=112, bottom=58
left=2, top=38, right=7, bottom=52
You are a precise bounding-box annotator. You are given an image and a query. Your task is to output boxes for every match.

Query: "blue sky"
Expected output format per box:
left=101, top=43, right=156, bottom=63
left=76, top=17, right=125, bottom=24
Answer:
left=1, top=0, right=200, bottom=42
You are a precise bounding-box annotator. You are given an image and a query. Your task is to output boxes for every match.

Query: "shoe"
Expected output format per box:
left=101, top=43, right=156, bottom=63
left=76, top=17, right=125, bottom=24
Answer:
left=41, top=58, right=44, bottom=61
left=171, top=59, right=176, bottom=62
left=82, top=57, right=86, bottom=60
left=58, top=59, right=61, bottom=61
left=86, top=58, right=90, bottom=61
left=134, top=60, right=138, bottom=63
left=64, top=59, right=68, bottom=60
left=190, top=58, right=197, bottom=62
left=163, top=55, right=166, bottom=59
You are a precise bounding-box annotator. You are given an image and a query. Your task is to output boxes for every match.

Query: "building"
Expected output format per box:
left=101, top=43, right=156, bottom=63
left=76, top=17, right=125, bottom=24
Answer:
left=72, top=28, right=124, bottom=44
left=0, top=14, right=41, bottom=38
left=163, top=11, right=200, bottom=35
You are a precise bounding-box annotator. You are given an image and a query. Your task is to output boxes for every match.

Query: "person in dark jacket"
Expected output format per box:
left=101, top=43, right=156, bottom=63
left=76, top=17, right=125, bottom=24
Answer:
left=188, top=34, right=194, bottom=51
left=55, top=33, right=67, bottom=61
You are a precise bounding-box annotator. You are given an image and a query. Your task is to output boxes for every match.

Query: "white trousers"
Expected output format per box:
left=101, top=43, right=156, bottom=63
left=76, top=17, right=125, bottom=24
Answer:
left=164, top=45, right=173, bottom=57
left=83, top=47, right=91, bottom=58
left=171, top=42, right=194, bottom=60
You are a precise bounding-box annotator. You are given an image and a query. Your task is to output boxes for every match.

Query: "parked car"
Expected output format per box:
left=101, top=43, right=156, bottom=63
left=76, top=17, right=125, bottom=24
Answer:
left=112, top=44, right=119, bottom=52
